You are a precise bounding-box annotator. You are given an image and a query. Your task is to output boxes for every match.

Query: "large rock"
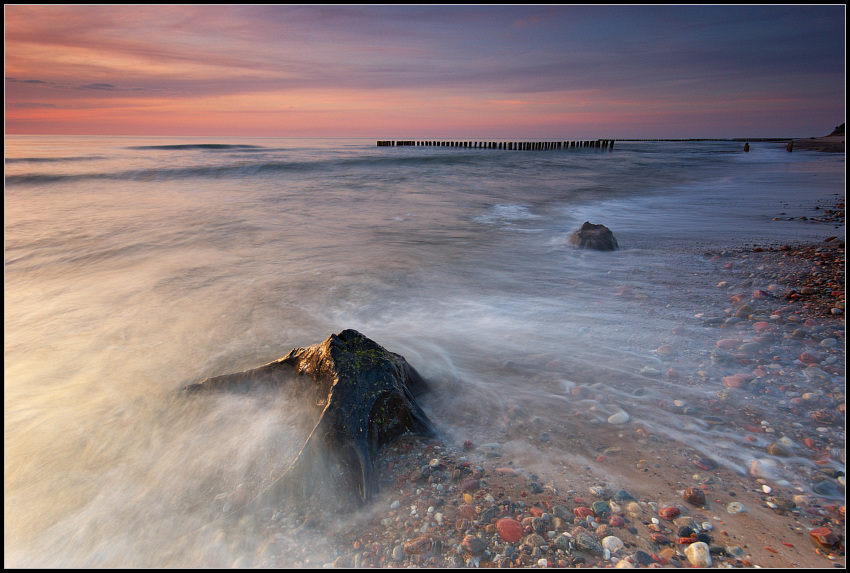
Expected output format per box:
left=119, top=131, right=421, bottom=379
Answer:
left=568, top=222, right=619, bottom=251
left=183, top=329, right=438, bottom=509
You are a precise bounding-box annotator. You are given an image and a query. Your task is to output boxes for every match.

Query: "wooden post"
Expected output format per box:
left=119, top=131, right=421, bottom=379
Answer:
left=786, top=141, right=793, bottom=152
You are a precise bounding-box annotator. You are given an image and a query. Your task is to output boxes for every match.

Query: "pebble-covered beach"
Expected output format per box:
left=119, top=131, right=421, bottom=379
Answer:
left=196, top=197, right=844, bottom=570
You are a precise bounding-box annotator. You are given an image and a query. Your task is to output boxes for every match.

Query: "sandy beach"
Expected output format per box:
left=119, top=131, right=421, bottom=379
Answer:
left=792, top=134, right=845, bottom=153
left=218, top=199, right=845, bottom=569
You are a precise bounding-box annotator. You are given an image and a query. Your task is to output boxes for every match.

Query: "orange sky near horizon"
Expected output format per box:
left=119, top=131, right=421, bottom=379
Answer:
left=5, top=5, right=845, bottom=139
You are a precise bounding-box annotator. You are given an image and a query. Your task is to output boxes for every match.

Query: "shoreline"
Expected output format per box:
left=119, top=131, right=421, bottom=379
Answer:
left=229, top=203, right=845, bottom=569
left=792, top=135, right=845, bottom=153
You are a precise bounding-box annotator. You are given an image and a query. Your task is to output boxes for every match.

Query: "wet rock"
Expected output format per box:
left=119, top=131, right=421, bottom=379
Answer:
left=812, top=480, right=840, bottom=497
left=726, top=502, right=747, bottom=514
left=682, top=486, right=706, bottom=506
left=809, top=527, right=844, bottom=551
left=767, top=443, right=790, bottom=457
left=496, top=518, right=523, bottom=543
left=607, top=411, right=630, bottom=424
left=633, top=550, right=654, bottom=566
left=568, top=221, right=619, bottom=251
left=460, top=478, right=480, bottom=492
left=461, top=535, right=488, bottom=556
left=748, top=458, right=780, bottom=479
left=602, top=535, right=625, bottom=554
left=574, top=532, right=604, bottom=556
left=592, top=501, right=610, bottom=517
left=658, top=506, right=680, bottom=520
left=404, top=536, right=432, bottom=555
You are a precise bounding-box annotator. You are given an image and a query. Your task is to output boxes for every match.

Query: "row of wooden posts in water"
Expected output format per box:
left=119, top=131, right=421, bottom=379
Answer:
left=377, top=139, right=614, bottom=150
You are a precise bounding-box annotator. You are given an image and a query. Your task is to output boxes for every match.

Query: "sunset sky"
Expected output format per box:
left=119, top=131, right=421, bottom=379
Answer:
left=4, top=5, right=845, bottom=138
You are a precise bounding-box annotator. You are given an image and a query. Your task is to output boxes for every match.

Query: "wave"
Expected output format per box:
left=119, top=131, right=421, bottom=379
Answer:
left=126, top=144, right=266, bottom=151
left=4, top=152, right=488, bottom=187
left=5, top=156, right=107, bottom=163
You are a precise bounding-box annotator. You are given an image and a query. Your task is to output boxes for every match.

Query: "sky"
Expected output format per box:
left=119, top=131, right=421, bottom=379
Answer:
left=4, top=5, right=846, bottom=138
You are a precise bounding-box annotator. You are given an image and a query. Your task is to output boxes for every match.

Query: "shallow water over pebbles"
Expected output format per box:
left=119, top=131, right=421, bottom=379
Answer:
left=4, top=136, right=844, bottom=566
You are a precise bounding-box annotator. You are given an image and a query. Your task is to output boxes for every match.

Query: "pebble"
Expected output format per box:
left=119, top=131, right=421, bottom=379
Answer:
left=685, top=541, right=712, bottom=567
left=810, top=527, right=843, bottom=551
left=496, top=518, right=523, bottom=543
left=726, top=501, right=747, bottom=514
left=461, top=535, right=487, bottom=556
left=573, top=532, right=604, bottom=556
left=607, top=411, right=630, bottom=424
left=602, top=535, right=625, bottom=554
left=748, top=458, right=780, bottom=479
left=683, top=486, right=706, bottom=506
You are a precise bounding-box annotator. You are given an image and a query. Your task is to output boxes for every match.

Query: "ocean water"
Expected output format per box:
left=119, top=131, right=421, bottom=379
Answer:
left=4, top=136, right=844, bottom=566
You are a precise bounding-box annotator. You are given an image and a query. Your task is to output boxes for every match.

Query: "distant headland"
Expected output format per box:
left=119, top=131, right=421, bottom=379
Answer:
left=792, top=122, right=845, bottom=152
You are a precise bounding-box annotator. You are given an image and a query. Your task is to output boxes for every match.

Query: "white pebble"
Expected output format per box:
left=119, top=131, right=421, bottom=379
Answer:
left=608, top=411, right=630, bottom=425
left=390, top=500, right=400, bottom=510
left=685, top=542, right=712, bottom=567
left=701, top=521, right=713, bottom=531
left=537, top=558, right=548, bottom=567
left=602, top=536, right=625, bottom=554
left=762, top=485, right=772, bottom=494
left=651, top=517, right=660, bottom=525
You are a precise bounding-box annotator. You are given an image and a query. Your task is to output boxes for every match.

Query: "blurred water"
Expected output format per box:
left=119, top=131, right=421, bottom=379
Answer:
left=4, top=136, right=844, bottom=566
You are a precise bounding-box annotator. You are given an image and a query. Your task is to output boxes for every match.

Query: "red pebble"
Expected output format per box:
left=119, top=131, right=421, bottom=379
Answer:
left=574, top=507, right=594, bottom=519
left=609, top=515, right=626, bottom=527
left=723, top=375, right=747, bottom=389
left=781, top=542, right=794, bottom=548
left=463, top=440, right=474, bottom=451
left=799, top=351, right=821, bottom=364
left=495, top=518, right=524, bottom=543
left=530, top=507, right=544, bottom=517
left=809, top=527, right=843, bottom=550
left=652, top=533, right=670, bottom=544
left=658, top=506, right=680, bottom=520
left=676, top=536, right=697, bottom=544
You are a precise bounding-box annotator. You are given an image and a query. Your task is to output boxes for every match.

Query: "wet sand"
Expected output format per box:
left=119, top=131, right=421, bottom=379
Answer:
left=224, top=200, right=844, bottom=569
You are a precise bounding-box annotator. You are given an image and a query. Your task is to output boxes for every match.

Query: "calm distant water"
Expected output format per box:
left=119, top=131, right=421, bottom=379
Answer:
left=4, top=136, right=844, bottom=566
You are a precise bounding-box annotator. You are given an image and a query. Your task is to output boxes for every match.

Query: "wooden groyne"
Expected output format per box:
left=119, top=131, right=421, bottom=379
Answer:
left=377, top=139, right=614, bottom=150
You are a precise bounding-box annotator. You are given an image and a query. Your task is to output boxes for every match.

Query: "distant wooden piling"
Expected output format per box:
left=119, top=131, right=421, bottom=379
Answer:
left=377, top=139, right=617, bottom=151
left=786, top=141, right=794, bottom=152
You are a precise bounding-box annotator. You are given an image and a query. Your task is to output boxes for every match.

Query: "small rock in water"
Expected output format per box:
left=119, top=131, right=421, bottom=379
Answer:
left=748, top=458, right=780, bottom=479
left=607, top=411, right=630, bottom=424
left=726, top=502, right=747, bottom=514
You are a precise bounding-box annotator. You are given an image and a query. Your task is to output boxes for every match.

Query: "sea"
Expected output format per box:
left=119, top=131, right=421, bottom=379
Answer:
left=4, top=135, right=845, bottom=567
